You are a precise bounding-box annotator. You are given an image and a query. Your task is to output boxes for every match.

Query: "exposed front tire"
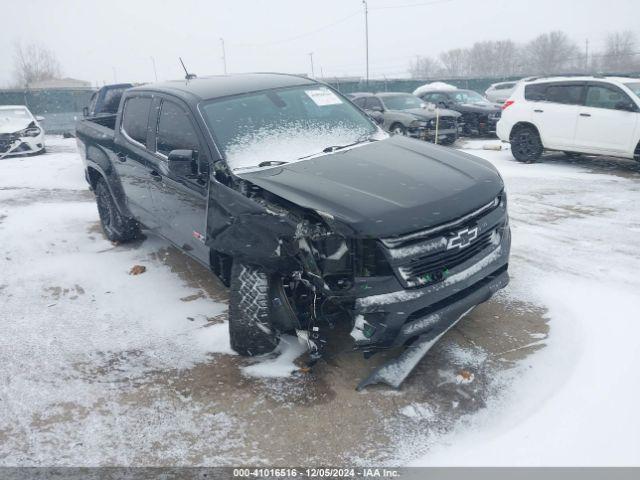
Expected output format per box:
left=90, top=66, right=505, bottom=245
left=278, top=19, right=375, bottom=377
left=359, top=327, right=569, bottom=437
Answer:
left=511, top=125, right=543, bottom=163
left=95, top=177, right=140, bottom=243
left=390, top=123, right=406, bottom=136
left=229, top=261, right=279, bottom=356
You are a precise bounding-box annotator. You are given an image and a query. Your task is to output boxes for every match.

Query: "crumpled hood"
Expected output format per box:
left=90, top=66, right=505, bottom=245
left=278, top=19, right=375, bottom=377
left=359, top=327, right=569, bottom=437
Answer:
left=457, top=102, right=501, bottom=114
left=400, top=107, right=461, bottom=120
left=0, top=118, right=32, bottom=134
left=240, top=136, right=503, bottom=238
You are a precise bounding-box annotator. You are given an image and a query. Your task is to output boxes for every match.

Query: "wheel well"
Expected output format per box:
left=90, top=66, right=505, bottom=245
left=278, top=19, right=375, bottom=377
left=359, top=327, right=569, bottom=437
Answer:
left=390, top=122, right=404, bottom=130
left=210, top=250, right=232, bottom=287
left=634, top=141, right=640, bottom=161
left=509, top=122, right=539, bottom=142
left=87, top=166, right=102, bottom=189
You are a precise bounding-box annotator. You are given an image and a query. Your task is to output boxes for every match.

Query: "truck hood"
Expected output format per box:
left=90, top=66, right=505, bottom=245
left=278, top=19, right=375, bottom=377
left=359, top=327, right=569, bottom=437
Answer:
left=456, top=102, right=501, bottom=114
left=240, top=136, right=503, bottom=238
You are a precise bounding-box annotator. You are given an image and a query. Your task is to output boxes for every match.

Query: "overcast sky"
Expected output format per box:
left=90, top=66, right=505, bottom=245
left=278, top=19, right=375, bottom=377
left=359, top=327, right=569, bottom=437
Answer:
left=1, top=0, right=639, bottom=87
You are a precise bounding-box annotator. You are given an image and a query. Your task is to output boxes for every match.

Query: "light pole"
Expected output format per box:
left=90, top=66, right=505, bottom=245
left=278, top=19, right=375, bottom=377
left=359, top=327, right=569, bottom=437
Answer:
left=220, top=37, right=227, bottom=74
left=363, top=0, right=369, bottom=86
left=309, top=52, right=315, bottom=78
left=150, top=56, right=158, bottom=82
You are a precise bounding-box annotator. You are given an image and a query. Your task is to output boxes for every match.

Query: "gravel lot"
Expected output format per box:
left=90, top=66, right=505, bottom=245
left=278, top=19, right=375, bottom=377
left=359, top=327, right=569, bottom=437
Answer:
left=1, top=136, right=638, bottom=465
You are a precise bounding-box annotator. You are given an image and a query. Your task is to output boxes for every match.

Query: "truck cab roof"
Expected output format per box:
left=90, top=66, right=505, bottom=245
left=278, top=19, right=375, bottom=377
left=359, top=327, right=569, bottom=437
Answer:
left=128, top=73, right=317, bottom=103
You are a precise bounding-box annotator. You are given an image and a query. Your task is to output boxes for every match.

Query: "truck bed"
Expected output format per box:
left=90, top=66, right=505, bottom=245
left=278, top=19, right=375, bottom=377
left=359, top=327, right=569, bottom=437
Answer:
left=75, top=114, right=117, bottom=145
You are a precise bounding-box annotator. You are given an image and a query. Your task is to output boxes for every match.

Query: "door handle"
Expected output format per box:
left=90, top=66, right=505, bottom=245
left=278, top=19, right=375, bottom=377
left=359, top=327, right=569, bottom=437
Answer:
left=149, top=170, right=162, bottom=181
left=116, top=152, right=127, bottom=162
left=534, top=109, right=544, bottom=113
left=580, top=113, right=591, bottom=117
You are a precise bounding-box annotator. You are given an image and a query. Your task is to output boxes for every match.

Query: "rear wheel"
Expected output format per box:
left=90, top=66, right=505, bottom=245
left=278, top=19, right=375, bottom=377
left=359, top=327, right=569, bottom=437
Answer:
left=228, top=261, right=280, bottom=356
left=511, top=125, right=543, bottom=163
left=95, top=178, right=139, bottom=242
left=390, top=123, right=406, bottom=136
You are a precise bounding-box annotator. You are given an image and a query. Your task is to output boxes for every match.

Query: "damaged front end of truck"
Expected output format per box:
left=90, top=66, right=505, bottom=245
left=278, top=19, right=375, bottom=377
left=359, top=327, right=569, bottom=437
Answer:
left=203, top=138, right=511, bottom=390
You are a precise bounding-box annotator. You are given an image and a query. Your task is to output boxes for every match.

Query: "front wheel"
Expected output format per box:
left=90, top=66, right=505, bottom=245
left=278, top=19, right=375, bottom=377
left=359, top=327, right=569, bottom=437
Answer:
left=511, top=125, right=543, bottom=163
left=228, top=261, right=279, bottom=356
left=390, top=123, right=406, bottom=136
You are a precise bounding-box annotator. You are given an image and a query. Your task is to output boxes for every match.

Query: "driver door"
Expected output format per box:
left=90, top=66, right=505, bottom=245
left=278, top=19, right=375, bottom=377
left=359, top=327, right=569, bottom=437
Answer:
left=147, top=97, right=211, bottom=265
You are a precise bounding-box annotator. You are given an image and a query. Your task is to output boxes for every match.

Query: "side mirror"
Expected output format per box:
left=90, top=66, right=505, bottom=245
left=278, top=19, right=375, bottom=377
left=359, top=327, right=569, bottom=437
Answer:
left=36, top=115, right=45, bottom=121
left=167, top=149, right=196, bottom=177
left=615, top=101, right=636, bottom=112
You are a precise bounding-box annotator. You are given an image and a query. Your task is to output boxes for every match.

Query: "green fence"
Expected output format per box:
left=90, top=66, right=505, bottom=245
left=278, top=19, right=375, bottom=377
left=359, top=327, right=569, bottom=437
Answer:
left=0, top=88, right=96, bottom=134
left=327, top=77, right=523, bottom=95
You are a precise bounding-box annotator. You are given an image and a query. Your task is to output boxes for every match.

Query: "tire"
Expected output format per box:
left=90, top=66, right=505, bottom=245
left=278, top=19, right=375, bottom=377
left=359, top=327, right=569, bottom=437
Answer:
left=439, top=134, right=457, bottom=146
left=95, top=177, right=140, bottom=242
left=511, top=125, right=543, bottom=163
left=390, top=123, right=406, bottom=136
left=229, top=261, right=279, bottom=356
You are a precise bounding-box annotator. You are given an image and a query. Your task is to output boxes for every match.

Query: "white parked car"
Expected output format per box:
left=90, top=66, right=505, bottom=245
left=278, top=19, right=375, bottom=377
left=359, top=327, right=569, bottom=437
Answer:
left=497, top=76, right=640, bottom=163
left=0, top=105, right=46, bottom=158
left=484, top=81, right=518, bottom=103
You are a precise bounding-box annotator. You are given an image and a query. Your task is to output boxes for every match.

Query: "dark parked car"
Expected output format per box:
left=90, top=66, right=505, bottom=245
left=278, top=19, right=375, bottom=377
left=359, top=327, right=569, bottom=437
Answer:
left=417, top=89, right=502, bottom=136
left=83, top=83, right=134, bottom=117
left=75, top=74, right=510, bottom=389
left=349, top=92, right=460, bottom=145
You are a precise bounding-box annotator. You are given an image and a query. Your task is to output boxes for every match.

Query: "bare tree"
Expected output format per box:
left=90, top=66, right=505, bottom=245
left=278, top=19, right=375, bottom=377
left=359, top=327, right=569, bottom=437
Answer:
left=599, top=31, right=639, bottom=72
left=524, top=31, right=580, bottom=75
left=409, top=56, right=442, bottom=79
left=439, top=48, right=469, bottom=78
left=12, top=41, right=62, bottom=87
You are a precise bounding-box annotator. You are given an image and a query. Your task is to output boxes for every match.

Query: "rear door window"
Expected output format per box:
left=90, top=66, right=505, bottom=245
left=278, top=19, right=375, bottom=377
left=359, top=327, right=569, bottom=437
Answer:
left=121, top=96, right=152, bottom=145
left=155, top=100, right=200, bottom=157
left=585, top=84, right=629, bottom=110
left=525, top=83, right=584, bottom=105
left=365, top=97, right=384, bottom=110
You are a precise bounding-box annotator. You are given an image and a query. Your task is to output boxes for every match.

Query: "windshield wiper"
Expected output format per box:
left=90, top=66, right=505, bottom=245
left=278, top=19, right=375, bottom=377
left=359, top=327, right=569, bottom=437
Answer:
left=297, top=134, right=376, bottom=160
left=258, top=160, right=288, bottom=167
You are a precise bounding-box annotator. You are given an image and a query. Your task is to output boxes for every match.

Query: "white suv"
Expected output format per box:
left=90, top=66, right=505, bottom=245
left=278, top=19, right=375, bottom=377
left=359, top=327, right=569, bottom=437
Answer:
left=497, top=76, right=640, bottom=163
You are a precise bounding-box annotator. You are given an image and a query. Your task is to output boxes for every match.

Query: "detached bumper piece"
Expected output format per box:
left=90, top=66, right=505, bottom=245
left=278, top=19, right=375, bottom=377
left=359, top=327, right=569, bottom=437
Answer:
left=356, top=267, right=508, bottom=390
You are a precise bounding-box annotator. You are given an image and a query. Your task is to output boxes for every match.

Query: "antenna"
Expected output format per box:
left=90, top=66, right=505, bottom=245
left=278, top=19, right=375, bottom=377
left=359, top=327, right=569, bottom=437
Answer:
left=179, top=57, right=197, bottom=80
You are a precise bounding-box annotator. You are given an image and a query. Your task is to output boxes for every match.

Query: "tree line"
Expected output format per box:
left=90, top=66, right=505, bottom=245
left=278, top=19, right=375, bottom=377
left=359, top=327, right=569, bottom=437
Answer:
left=409, top=30, right=640, bottom=79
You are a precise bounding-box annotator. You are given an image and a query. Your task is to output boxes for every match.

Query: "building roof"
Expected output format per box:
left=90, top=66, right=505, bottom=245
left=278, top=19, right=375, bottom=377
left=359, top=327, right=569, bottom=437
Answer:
left=129, top=73, right=317, bottom=101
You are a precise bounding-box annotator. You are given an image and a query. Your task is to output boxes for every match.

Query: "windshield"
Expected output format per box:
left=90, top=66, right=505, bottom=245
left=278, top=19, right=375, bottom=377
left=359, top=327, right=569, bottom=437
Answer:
left=0, top=108, right=32, bottom=121
left=451, top=90, right=488, bottom=104
left=382, top=94, right=425, bottom=110
left=200, top=85, right=380, bottom=172
left=624, top=82, right=640, bottom=99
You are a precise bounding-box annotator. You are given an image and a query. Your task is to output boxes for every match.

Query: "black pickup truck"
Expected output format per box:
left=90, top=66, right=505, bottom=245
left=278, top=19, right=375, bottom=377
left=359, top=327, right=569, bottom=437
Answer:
left=76, top=74, right=510, bottom=389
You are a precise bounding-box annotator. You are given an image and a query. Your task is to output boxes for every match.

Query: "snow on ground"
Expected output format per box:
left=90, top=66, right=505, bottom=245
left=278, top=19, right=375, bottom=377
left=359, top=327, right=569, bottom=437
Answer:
left=1, top=136, right=639, bottom=466
left=410, top=140, right=640, bottom=465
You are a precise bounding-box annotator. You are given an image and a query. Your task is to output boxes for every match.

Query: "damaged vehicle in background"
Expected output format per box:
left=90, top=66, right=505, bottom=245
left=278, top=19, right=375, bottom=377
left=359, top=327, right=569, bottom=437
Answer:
left=417, top=88, right=502, bottom=137
left=349, top=92, right=461, bottom=145
left=75, top=73, right=511, bottom=389
left=0, top=105, right=45, bottom=158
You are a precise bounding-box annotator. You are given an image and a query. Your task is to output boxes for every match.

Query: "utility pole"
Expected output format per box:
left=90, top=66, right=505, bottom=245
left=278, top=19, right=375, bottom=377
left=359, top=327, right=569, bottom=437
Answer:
left=363, top=0, right=369, bottom=86
left=150, top=56, right=158, bottom=81
left=220, top=37, right=227, bottom=74
left=308, top=52, right=315, bottom=77
left=585, top=38, right=589, bottom=73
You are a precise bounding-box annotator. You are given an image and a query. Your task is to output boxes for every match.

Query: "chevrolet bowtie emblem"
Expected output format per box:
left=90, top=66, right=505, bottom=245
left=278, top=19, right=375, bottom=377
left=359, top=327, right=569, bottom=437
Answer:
left=446, top=226, right=479, bottom=250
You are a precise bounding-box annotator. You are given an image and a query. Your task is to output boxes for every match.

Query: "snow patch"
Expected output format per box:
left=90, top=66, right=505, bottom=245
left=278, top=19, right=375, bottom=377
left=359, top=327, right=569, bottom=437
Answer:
left=241, top=335, right=307, bottom=378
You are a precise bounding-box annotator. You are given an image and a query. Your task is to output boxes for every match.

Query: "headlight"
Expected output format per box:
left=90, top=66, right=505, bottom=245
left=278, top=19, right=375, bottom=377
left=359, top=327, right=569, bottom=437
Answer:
left=18, top=127, right=41, bottom=137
